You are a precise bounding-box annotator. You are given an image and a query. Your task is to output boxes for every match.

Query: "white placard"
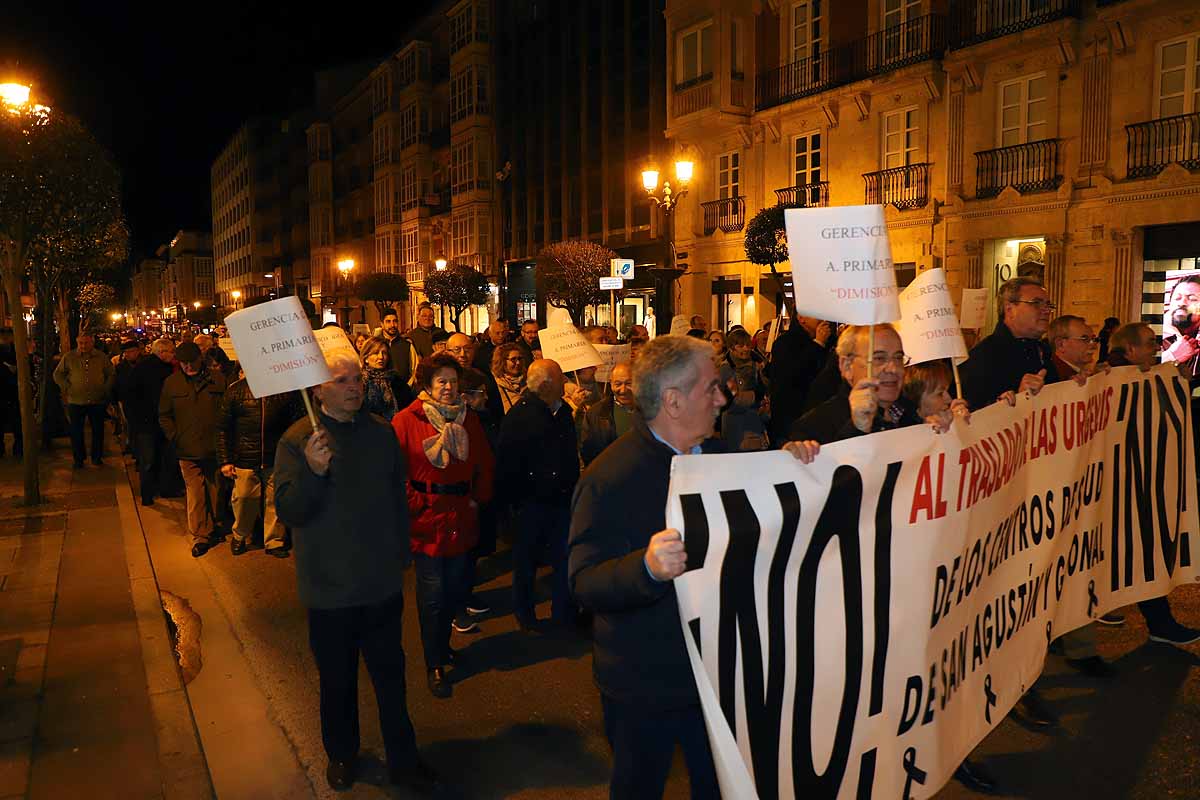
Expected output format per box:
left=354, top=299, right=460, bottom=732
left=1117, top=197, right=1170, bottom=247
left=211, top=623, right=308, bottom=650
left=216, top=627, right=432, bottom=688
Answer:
left=352, top=323, right=370, bottom=336
left=784, top=204, right=901, bottom=324
left=224, top=296, right=331, bottom=399
left=599, top=277, right=624, bottom=290
left=959, top=287, right=990, bottom=329
left=895, top=267, right=968, bottom=366
left=538, top=324, right=602, bottom=373
left=611, top=258, right=635, bottom=279
left=593, top=343, right=631, bottom=382
left=314, top=326, right=359, bottom=363
left=547, top=306, right=574, bottom=328
left=217, top=336, right=238, bottom=363
left=670, top=315, right=693, bottom=336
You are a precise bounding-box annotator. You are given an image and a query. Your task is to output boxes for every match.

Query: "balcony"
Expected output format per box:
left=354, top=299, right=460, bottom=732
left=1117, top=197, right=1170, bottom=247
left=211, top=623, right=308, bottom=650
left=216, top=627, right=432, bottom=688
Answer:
left=673, top=74, right=714, bottom=118
left=863, top=163, right=930, bottom=209
left=1126, top=113, right=1200, bottom=179
left=450, top=100, right=491, bottom=125
left=775, top=181, right=830, bottom=208
left=975, top=139, right=1061, bottom=198
left=701, top=197, right=746, bottom=235
left=948, top=0, right=1080, bottom=51
left=756, top=15, right=944, bottom=112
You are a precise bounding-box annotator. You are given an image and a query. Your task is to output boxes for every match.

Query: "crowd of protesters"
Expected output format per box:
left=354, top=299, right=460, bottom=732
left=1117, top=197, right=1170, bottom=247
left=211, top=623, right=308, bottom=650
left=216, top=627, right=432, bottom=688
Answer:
left=15, top=281, right=1199, bottom=798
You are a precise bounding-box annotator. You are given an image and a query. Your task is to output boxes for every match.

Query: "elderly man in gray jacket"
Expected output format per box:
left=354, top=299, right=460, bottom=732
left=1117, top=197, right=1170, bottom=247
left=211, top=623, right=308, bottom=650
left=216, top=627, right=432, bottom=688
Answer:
left=53, top=331, right=115, bottom=467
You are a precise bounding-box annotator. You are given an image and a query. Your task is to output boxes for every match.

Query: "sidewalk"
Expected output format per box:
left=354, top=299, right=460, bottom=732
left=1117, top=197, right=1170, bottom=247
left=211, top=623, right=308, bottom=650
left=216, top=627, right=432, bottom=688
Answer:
left=0, top=436, right=210, bottom=800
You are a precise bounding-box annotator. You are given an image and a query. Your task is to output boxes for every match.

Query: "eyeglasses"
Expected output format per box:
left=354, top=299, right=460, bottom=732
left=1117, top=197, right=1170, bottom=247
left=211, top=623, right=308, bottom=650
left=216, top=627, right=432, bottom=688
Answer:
left=446, top=346, right=469, bottom=354
left=854, top=353, right=911, bottom=369
left=1064, top=335, right=1097, bottom=343
left=1013, top=299, right=1057, bottom=311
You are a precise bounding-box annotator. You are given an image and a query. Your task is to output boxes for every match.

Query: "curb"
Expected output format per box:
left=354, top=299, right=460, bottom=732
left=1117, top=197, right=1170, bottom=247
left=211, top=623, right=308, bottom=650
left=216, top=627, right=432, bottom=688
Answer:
left=115, top=459, right=216, bottom=800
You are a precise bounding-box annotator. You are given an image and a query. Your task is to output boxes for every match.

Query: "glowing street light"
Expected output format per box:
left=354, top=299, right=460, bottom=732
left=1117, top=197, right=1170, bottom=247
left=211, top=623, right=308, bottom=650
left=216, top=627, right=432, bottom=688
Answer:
left=110, top=312, right=122, bottom=323
left=0, top=83, right=31, bottom=109
left=193, top=300, right=201, bottom=310
left=337, top=258, right=355, bottom=278
left=435, top=258, right=448, bottom=271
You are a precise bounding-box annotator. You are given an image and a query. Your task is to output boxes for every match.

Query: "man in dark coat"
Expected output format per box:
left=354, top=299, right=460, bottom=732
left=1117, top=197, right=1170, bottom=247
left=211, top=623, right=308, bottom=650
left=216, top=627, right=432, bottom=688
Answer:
left=379, top=308, right=419, bottom=385
left=406, top=303, right=446, bottom=359
left=957, top=277, right=1058, bottom=411
left=578, top=361, right=637, bottom=465
left=159, top=342, right=227, bottom=556
left=216, top=378, right=302, bottom=557
left=766, top=313, right=832, bottom=446
left=274, top=352, right=439, bottom=794
left=126, top=338, right=179, bottom=505
left=498, top=359, right=580, bottom=629
left=473, top=319, right=509, bottom=373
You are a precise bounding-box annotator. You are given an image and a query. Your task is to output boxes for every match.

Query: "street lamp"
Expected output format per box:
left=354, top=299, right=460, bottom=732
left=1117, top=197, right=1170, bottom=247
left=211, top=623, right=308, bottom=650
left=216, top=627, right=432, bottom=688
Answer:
left=193, top=300, right=201, bottom=310
left=110, top=312, right=122, bottom=325
left=0, top=83, right=31, bottom=109
left=639, top=160, right=694, bottom=334
left=337, top=259, right=356, bottom=327
left=231, top=290, right=242, bottom=310
left=434, top=257, right=448, bottom=271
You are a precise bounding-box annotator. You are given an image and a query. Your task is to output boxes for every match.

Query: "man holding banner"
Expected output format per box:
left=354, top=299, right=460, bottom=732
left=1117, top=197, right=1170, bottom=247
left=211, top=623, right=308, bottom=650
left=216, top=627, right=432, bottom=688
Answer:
left=568, top=335, right=819, bottom=799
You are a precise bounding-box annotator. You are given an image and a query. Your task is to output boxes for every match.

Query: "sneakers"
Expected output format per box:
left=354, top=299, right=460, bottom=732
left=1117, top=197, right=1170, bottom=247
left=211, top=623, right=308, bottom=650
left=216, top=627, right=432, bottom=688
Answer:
left=1148, top=622, right=1200, bottom=646
left=953, top=758, right=998, bottom=794
left=1013, top=688, right=1058, bottom=730
left=265, top=547, right=290, bottom=559
left=1065, top=655, right=1115, bottom=679
left=390, top=759, right=442, bottom=795
left=326, top=759, right=355, bottom=791
left=190, top=541, right=213, bottom=558
left=452, top=616, right=479, bottom=634
left=230, top=538, right=248, bottom=556
left=1096, top=611, right=1126, bottom=626
left=465, top=595, right=490, bottom=615
left=427, top=667, right=451, bottom=699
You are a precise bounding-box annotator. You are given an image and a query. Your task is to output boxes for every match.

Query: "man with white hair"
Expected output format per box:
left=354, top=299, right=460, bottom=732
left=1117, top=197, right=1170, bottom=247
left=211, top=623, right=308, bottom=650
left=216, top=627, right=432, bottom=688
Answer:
left=568, top=335, right=818, bottom=798
left=497, top=358, right=579, bottom=630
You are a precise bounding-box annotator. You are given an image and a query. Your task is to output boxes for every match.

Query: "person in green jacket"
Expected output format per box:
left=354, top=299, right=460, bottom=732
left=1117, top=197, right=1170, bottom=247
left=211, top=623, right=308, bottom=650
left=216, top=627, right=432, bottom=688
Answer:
left=53, top=332, right=115, bottom=467
left=158, top=342, right=227, bottom=557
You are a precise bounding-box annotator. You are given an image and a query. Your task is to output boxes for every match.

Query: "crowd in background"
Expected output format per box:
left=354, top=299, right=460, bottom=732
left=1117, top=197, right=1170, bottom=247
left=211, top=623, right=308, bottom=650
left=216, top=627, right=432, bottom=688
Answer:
left=6, top=279, right=1199, bottom=796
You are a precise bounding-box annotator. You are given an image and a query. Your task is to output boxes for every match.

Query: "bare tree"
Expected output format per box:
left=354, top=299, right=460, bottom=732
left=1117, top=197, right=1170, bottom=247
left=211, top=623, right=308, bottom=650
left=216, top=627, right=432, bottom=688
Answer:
left=539, top=240, right=618, bottom=326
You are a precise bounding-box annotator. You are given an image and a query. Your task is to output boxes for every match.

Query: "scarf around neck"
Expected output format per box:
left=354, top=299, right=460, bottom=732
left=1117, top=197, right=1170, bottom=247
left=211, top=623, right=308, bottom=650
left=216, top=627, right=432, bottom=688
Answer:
left=418, top=390, right=469, bottom=468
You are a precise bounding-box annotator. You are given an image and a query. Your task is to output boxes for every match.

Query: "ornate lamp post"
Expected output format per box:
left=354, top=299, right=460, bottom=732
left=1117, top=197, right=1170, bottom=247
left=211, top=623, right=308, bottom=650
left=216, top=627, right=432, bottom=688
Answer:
left=231, top=290, right=242, bottom=311
left=337, top=258, right=355, bottom=327
left=639, top=160, right=694, bottom=334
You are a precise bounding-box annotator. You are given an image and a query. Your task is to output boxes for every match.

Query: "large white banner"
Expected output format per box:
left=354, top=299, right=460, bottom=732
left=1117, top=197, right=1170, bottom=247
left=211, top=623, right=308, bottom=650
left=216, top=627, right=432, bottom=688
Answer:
left=224, top=296, right=330, bottom=399
left=539, top=325, right=602, bottom=373
left=667, top=365, right=1197, bottom=799
left=784, top=205, right=900, bottom=325
left=895, top=268, right=967, bottom=366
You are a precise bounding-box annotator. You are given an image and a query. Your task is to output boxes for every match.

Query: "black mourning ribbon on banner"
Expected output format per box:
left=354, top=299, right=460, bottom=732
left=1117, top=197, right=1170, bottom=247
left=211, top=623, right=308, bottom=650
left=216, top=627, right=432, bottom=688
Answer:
left=1087, top=580, right=1099, bottom=618
left=984, top=675, right=997, bottom=724
left=1045, top=621, right=1052, bottom=647
left=902, top=747, right=927, bottom=800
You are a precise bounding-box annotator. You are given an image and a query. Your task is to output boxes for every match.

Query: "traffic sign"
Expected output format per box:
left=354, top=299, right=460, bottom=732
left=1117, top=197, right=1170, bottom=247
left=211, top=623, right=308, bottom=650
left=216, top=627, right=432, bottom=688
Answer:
left=610, top=258, right=635, bottom=280
left=599, top=277, right=624, bottom=290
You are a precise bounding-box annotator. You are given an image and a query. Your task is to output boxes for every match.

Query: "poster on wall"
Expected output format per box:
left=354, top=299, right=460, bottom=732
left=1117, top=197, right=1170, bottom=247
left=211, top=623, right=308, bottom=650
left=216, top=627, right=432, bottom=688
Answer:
left=1161, top=270, right=1200, bottom=377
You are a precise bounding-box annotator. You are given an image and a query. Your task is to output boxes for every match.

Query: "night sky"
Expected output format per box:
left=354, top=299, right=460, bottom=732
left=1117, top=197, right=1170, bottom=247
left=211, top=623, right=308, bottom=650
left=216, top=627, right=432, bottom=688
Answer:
left=3, top=1, right=436, bottom=262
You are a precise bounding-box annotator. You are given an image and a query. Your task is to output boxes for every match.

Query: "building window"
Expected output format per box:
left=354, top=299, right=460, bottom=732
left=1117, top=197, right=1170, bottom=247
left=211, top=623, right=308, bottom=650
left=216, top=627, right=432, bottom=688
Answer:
left=997, top=74, right=1048, bottom=147
left=451, top=212, right=474, bottom=257
left=883, top=107, right=919, bottom=168
left=450, top=3, right=487, bottom=54
left=399, top=103, right=429, bottom=149
left=401, top=167, right=419, bottom=211
left=452, top=141, right=475, bottom=195
left=793, top=132, right=823, bottom=187
left=1157, top=35, right=1200, bottom=118
left=882, top=0, right=922, bottom=62
left=717, top=152, right=740, bottom=199
left=730, top=18, right=744, bottom=78
left=676, top=21, right=714, bottom=87
left=450, top=65, right=490, bottom=123
left=790, top=1, right=824, bottom=65
left=373, top=124, right=392, bottom=166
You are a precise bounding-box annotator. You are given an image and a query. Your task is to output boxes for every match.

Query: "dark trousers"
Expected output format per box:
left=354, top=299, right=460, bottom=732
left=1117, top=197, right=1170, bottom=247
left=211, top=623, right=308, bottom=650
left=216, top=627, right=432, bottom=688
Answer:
left=0, top=396, right=20, bottom=455
left=462, top=501, right=498, bottom=598
left=1140, top=596, right=1179, bottom=633
left=601, top=695, right=719, bottom=800
left=67, top=403, right=106, bottom=464
left=306, top=592, right=419, bottom=770
left=412, top=552, right=469, bottom=670
left=131, top=424, right=164, bottom=502
left=512, top=500, right=572, bottom=623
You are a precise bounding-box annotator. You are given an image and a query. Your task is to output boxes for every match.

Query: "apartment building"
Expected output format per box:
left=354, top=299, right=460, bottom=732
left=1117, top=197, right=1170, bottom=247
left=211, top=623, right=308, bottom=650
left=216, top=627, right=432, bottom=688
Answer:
left=129, top=257, right=163, bottom=326
left=495, top=0, right=671, bottom=330
left=665, top=0, right=1200, bottom=334
left=159, top=231, right=214, bottom=325
left=212, top=116, right=311, bottom=310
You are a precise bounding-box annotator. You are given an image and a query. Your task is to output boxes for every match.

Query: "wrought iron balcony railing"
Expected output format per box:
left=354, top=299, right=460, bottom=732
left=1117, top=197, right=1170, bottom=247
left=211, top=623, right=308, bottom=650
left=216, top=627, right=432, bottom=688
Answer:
left=774, top=181, right=830, bottom=208
left=863, top=163, right=930, bottom=210
left=701, top=197, right=746, bottom=235
left=756, top=15, right=944, bottom=111
left=948, top=0, right=1080, bottom=50
left=974, top=139, right=1061, bottom=198
left=1126, top=112, right=1200, bottom=179
left=672, top=74, right=714, bottom=118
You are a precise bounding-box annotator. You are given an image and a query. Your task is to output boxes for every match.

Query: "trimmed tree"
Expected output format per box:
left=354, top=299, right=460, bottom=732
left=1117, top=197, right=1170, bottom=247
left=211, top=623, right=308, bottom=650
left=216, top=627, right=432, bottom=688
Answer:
left=539, top=240, right=618, bottom=326
left=357, top=271, right=410, bottom=320
left=0, top=102, right=128, bottom=504
left=743, top=204, right=795, bottom=319
left=76, top=281, right=118, bottom=331
left=422, top=264, right=489, bottom=332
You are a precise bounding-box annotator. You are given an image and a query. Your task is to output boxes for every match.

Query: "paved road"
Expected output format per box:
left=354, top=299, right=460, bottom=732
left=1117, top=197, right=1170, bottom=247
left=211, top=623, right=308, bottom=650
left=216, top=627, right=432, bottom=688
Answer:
left=137, top=466, right=1200, bottom=800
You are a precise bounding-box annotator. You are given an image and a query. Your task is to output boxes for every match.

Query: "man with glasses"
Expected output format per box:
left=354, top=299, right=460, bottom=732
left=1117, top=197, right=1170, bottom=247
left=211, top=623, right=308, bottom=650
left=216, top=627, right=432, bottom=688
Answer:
left=789, top=324, right=958, bottom=443
left=958, top=276, right=1059, bottom=411
left=1048, top=315, right=1099, bottom=381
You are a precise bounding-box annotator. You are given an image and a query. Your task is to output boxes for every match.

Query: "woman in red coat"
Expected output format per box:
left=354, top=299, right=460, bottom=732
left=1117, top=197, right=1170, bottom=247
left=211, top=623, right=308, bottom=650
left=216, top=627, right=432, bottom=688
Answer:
left=392, top=353, right=494, bottom=699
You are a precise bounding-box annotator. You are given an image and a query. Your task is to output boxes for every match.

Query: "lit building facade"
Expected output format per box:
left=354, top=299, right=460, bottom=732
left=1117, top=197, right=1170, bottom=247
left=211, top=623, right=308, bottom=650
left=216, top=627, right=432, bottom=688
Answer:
left=159, top=230, right=214, bottom=325
left=665, top=0, right=1200, bottom=333
left=129, top=257, right=163, bottom=327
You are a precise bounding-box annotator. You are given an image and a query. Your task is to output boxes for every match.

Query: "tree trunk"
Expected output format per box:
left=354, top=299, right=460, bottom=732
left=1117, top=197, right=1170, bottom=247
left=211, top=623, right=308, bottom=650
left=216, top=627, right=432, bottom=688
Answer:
left=1, top=265, right=41, bottom=505
left=55, top=287, right=72, bottom=354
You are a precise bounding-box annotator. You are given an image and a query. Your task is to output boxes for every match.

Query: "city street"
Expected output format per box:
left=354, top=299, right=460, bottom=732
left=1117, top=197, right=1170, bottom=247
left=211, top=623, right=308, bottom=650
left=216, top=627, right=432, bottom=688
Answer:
left=126, top=453, right=1200, bottom=800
